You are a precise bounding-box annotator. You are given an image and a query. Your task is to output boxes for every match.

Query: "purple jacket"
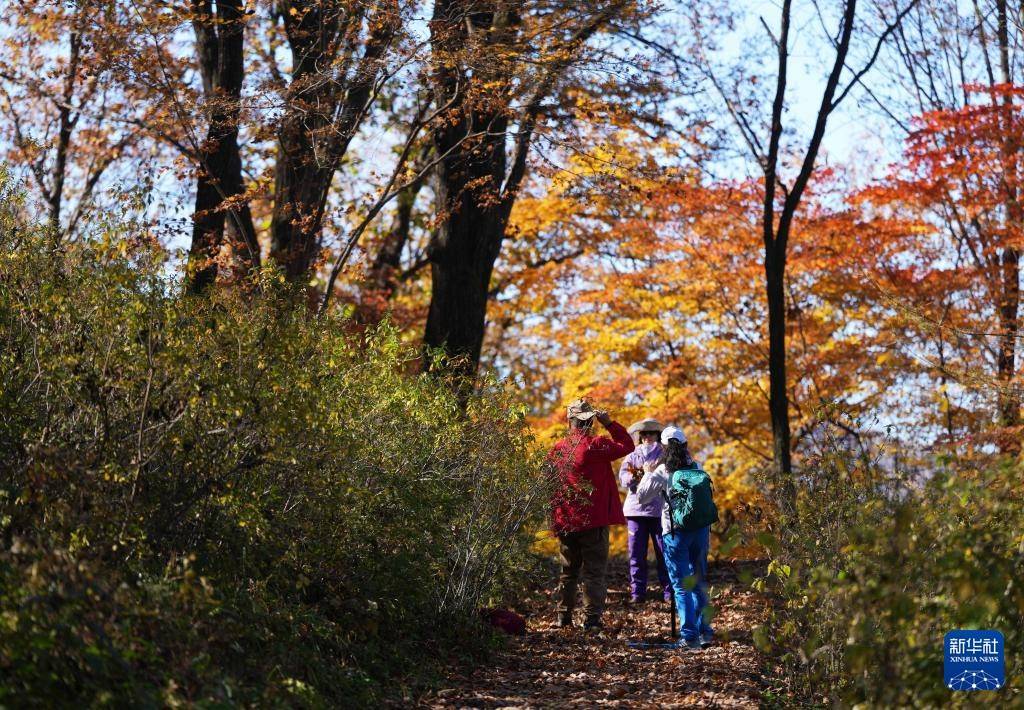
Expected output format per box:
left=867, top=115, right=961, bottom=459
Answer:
left=618, top=442, right=664, bottom=517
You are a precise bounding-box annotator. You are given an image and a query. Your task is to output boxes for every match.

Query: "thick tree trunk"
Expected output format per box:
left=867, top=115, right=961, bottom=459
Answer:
left=189, top=132, right=258, bottom=291
left=265, top=0, right=342, bottom=281
left=422, top=82, right=511, bottom=372
left=422, top=195, right=505, bottom=374
left=422, top=106, right=508, bottom=373
left=424, top=0, right=513, bottom=376
left=268, top=142, right=333, bottom=282
left=423, top=0, right=621, bottom=376
left=267, top=0, right=398, bottom=283
left=186, top=0, right=258, bottom=294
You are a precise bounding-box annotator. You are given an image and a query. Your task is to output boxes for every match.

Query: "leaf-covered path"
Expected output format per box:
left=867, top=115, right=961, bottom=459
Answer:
left=419, top=560, right=780, bottom=708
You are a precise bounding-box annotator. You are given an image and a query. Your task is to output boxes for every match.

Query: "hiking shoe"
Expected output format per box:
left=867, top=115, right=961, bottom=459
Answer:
left=682, top=637, right=702, bottom=650
left=699, top=633, right=714, bottom=648
left=629, top=596, right=645, bottom=605
left=556, top=613, right=573, bottom=628
left=583, top=618, right=603, bottom=632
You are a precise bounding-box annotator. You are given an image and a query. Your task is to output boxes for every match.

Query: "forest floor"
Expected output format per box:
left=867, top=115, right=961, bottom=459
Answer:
left=417, top=558, right=786, bottom=708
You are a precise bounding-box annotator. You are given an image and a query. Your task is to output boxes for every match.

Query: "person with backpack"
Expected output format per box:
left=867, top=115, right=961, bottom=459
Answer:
left=635, top=425, right=718, bottom=649
left=547, top=399, right=634, bottom=631
left=619, top=419, right=672, bottom=604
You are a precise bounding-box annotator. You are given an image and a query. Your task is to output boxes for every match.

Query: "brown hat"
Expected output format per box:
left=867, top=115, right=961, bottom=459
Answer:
left=566, top=398, right=600, bottom=421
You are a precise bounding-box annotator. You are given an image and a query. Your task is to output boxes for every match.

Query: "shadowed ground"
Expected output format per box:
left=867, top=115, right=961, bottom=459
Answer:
left=417, top=559, right=783, bottom=708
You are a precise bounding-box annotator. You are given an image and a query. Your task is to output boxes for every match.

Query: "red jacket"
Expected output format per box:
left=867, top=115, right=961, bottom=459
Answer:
left=548, top=421, right=634, bottom=533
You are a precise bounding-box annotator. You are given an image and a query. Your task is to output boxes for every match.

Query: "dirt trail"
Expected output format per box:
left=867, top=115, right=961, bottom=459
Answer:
left=419, top=560, right=779, bottom=708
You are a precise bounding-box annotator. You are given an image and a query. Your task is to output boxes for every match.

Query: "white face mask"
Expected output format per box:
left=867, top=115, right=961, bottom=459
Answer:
left=638, top=440, right=659, bottom=454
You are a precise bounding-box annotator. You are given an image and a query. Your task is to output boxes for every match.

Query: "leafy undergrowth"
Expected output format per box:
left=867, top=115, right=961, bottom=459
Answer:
left=0, top=198, right=548, bottom=706
left=415, top=558, right=783, bottom=708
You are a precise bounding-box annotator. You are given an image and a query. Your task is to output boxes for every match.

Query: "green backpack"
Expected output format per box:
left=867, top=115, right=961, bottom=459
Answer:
left=664, top=466, right=719, bottom=533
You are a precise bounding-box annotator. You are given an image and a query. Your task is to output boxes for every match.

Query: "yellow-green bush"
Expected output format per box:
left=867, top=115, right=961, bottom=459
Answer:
left=0, top=183, right=548, bottom=706
left=752, top=424, right=1024, bottom=707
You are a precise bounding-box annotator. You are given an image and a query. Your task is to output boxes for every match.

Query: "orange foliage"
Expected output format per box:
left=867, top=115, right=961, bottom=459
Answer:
left=857, top=85, right=1024, bottom=450
left=489, top=126, right=1024, bottom=549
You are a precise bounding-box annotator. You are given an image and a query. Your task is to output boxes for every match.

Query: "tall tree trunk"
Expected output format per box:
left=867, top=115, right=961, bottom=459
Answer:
left=266, top=1, right=343, bottom=280
left=186, top=0, right=258, bottom=294
left=760, top=0, right=794, bottom=483
left=423, top=0, right=622, bottom=376
left=49, top=27, right=81, bottom=236
left=995, top=0, right=1020, bottom=446
left=755, top=0, right=859, bottom=487
left=267, top=0, right=398, bottom=283
left=422, top=175, right=507, bottom=374
left=268, top=132, right=335, bottom=282
left=765, top=247, right=793, bottom=478
left=422, top=0, right=513, bottom=374
left=997, top=249, right=1020, bottom=436
left=422, top=101, right=509, bottom=372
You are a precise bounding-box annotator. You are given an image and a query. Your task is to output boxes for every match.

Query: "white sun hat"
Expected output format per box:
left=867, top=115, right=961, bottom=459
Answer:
left=627, top=418, right=664, bottom=435
left=660, top=425, right=687, bottom=445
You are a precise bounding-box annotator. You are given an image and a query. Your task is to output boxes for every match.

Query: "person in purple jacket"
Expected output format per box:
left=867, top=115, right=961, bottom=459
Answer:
left=619, top=418, right=672, bottom=604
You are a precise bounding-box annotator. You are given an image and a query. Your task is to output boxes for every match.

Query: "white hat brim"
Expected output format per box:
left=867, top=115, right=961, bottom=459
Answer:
left=628, top=419, right=664, bottom=434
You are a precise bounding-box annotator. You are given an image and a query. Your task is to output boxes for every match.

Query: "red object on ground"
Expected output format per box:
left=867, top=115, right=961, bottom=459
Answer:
left=480, top=608, right=527, bottom=636
left=547, top=421, right=633, bottom=533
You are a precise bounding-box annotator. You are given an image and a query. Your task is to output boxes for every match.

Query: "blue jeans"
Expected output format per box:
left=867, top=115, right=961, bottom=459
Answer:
left=662, top=526, right=713, bottom=643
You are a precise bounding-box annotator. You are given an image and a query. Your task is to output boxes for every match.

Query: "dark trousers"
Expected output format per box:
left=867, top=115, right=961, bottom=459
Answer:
left=626, top=516, right=671, bottom=601
left=556, top=526, right=610, bottom=621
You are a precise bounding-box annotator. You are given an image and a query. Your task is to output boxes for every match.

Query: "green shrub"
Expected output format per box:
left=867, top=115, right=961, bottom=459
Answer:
left=0, top=182, right=548, bottom=706
left=753, top=422, right=1024, bottom=707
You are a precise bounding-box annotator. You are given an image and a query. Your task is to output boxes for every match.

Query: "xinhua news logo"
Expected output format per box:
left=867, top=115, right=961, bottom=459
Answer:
left=944, top=630, right=1005, bottom=691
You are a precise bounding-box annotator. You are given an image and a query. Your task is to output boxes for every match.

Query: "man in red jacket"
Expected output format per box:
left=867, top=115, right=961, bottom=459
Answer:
left=548, top=399, right=634, bottom=630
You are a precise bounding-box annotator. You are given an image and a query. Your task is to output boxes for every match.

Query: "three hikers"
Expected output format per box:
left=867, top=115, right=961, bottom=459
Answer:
left=548, top=400, right=718, bottom=648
